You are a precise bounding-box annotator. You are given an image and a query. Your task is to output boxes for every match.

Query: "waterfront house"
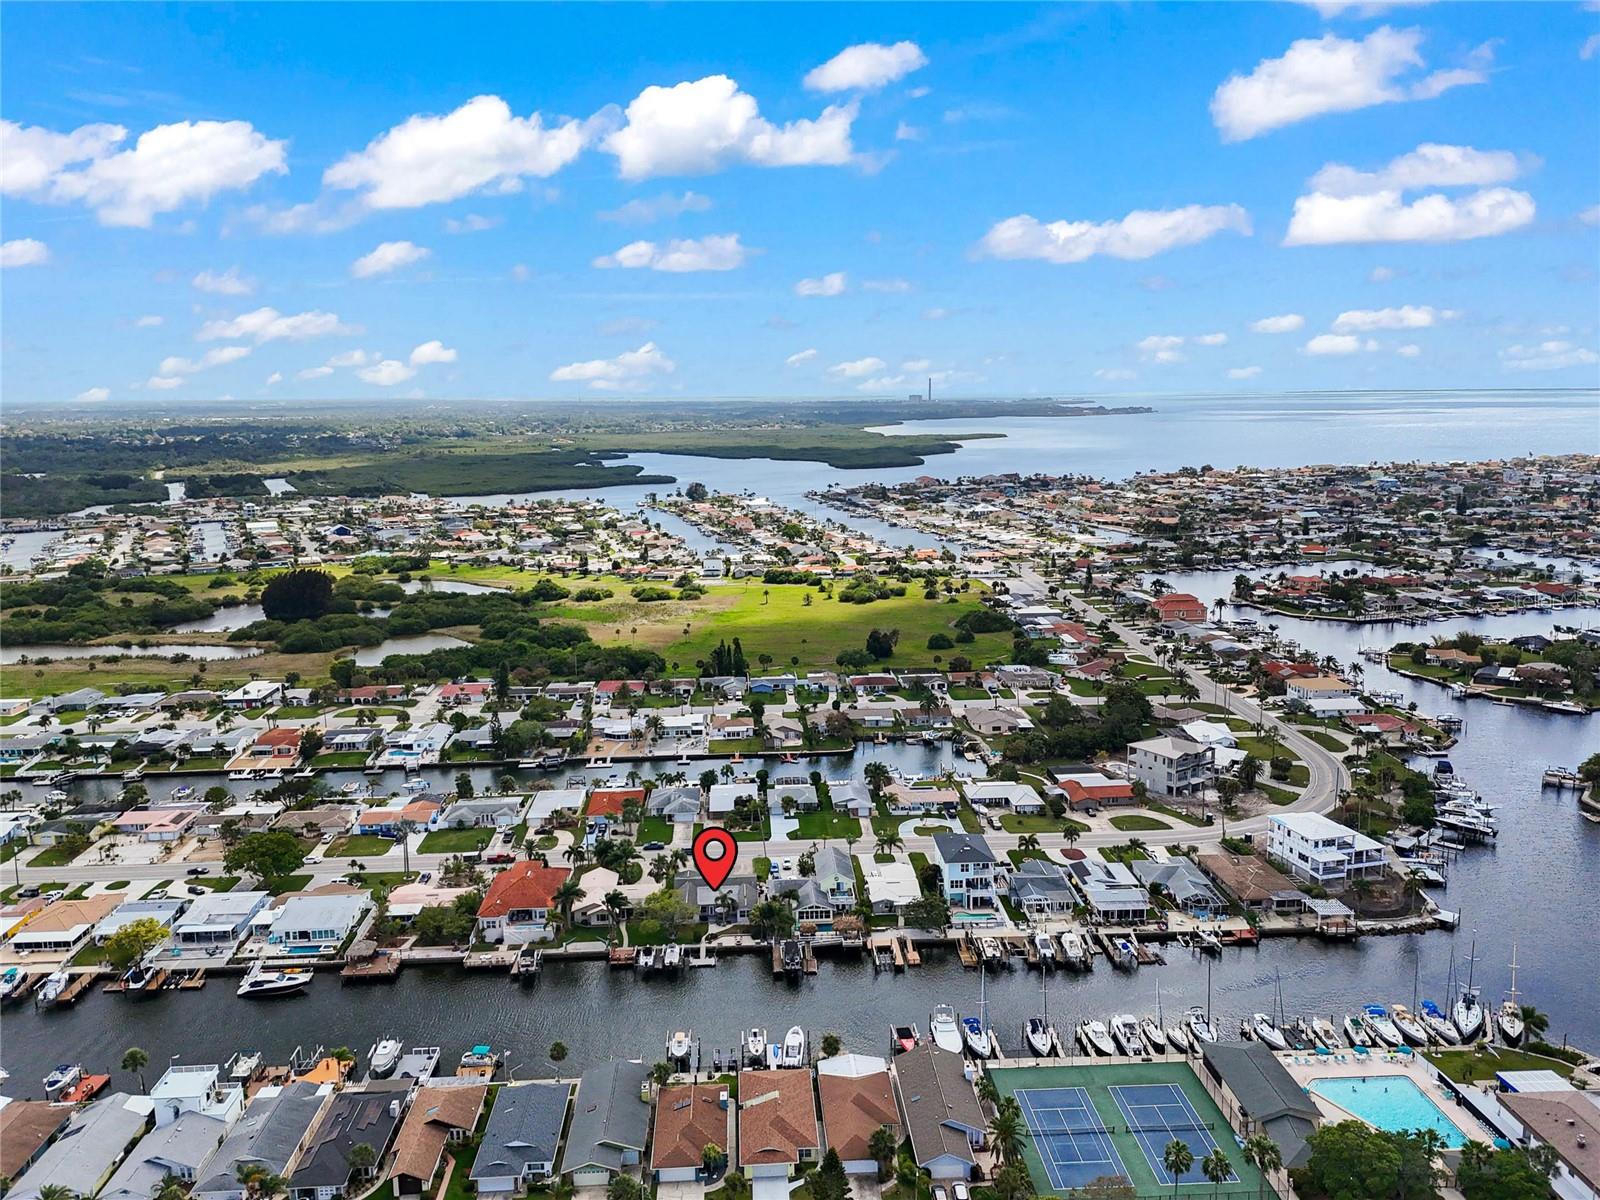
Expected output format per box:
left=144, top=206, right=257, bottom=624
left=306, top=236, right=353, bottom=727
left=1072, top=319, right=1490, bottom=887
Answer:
left=288, top=1079, right=411, bottom=1200
left=964, top=780, right=1045, bottom=813
left=1127, top=735, right=1215, bottom=797
left=768, top=781, right=820, bottom=811
left=223, top=681, right=284, bottom=710
left=1285, top=675, right=1354, bottom=703
left=859, top=857, right=920, bottom=913
left=561, top=1060, right=650, bottom=1187
left=1052, top=770, right=1136, bottom=811
left=1496, top=1090, right=1600, bottom=1200
left=193, top=1083, right=332, bottom=1200
left=738, top=1070, right=821, bottom=1186
left=1197, top=1042, right=1320, bottom=1170
left=586, top=787, right=645, bottom=819
left=891, top=1044, right=984, bottom=1181
left=807, top=845, right=857, bottom=908
left=816, top=1056, right=901, bottom=1176
left=266, top=892, right=371, bottom=952
left=930, top=832, right=1000, bottom=908
left=112, top=803, right=205, bottom=842
left=172, top=891, right=272, bottom=951
left=707, top=781, right=756, bottom=817
left=768, top=878, right=836, bottom=927
left=149, top=1063, right=246, bottom=1128
left=651, top=1084, right=730, bottom=1184
left=7, top=1095, right=150, bottom=1200
left=437, top=795, right=525, bottom=829
left=0, top=1101, right=71, bottom=1182
left=647, top=784, right=703, bottom=824
left=965, top=707, right=1034, bottom=737
left=355, top=800, right=439, bottom=837
left=1132, top=859, right=1227, bottom=915
left=884, top=782, right=960, bottom=815
left=475, top=863, right=569, bottom=945
left=1267, top=812, right=1385, bottom=886
left=32, top=686, right=107, bottom=714
left=273, top=806, right=356, bottom=840
left=829, top=780, right=874, bottom=819
left=7, top=893, right=123, bottom=956
left=1196, top=852, right=1307, bottom=914
left=387, top=1084, right=486, bottom=1198
left=680, top=872, right=759, bottom=924
left=1152, top=593, right=1207, bottom=623
left=1065, top=857, right=1151, bottom=924
left=471, top=1082, right=571, bottom=1195
left=100, top=1113, right=230, bottom=1200
left=1006, top=859, right=1078, bottom=916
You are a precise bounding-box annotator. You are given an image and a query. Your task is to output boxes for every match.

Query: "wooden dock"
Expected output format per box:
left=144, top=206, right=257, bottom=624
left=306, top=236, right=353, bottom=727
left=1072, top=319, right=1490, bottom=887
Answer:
left=956, top=937, right=979, bottom=968
left=340, top=951, right=401, bottom=981
left=54, top=972, right=97, bottom=1006
left=178, top=969, right=207, bottom=989
left=869, top=933, right=905, bottom=973
left=463, top=950, right=515, bottom=970
left=608, top=946, right=638, bottom=968
left=899, top=935, right=921, bottom=967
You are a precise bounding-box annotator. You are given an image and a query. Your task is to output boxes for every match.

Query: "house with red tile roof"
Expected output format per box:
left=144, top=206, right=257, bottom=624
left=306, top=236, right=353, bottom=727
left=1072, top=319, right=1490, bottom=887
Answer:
left=1152, top=593, right=1206, bottom=623
left=586, top=788, right=645, bottom=818
left=476, top=864, right=570, bottom=945
left=738, top=1071, right=820, bottom=1182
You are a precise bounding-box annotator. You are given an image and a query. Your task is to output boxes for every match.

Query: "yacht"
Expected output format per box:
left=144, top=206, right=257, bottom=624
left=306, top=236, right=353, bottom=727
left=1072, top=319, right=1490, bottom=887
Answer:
left=745, top=1028, right=767, bottom=1064
left=1390, top=1005, right=1431, bottom=1047
left=781, top=1026, right=806, bottom=1068
left=43, top=1063, right=81, bottom=1098
left=1250, top=1012, right=1288, bottom=1051
left=960, top=1014, right=992, bottom=1058
left=1419, top=1001, right=1461, bottom=1045
left=1362, top=1004, right=1404, bottom=1048
left=667, top=1031, right=692, bottom=1063
left=928, top=1006, right=964, bottom=1054
left=1139, top=1017, right=1168, bottom=1053
left=1110, top=1014, right=1146, bottom=1056
left=1454, top=987, right=1486, bottom=1042
left=1025, top=1017, right=1054, bottom=1057
left=1185, top=1006, right=1217, bottom=1046
left=368, top=1037, right=403, bottom=1079
left=1342, top=1014, right=1373, bottom=1048
left=236, top=964, right=312, bottom=998
left=1078, top=1019, right=1116, bottom=1057
left=891, top=1023, right=919, bottom=1055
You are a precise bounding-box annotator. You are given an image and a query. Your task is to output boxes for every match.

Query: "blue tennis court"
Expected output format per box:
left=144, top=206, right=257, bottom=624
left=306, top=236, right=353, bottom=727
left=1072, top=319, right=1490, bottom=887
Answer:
left=1109, top=1082, right=1238, bottom=1186
left=1014, top=1086, right=1130, bottom=1191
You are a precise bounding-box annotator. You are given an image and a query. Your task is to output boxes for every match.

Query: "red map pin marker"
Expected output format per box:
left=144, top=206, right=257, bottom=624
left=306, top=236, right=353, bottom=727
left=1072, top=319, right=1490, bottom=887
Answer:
left=692, top=826, right=738, bottom=890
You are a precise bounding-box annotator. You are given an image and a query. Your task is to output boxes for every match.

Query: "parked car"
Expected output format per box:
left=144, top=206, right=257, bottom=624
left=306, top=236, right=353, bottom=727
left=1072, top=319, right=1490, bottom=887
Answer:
left=642, top=841, right=665, bottom=851
left=186, top=866, right=210, bottom=877
left=485, top=851, right=516, bottom=865
left=187, top=885, right=207, bottom=896
left=953, top=1185, right=970, bottom=1200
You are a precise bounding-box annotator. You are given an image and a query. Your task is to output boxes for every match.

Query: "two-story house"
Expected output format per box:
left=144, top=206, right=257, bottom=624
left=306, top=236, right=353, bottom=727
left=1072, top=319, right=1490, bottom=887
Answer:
left=475, top=864, right=570, bottom=945
left=1267, top=812, right=1386, bottom=886
left=1127, top=735, right=1215, bottom=797
left=929, top=833, right=999, bottom=909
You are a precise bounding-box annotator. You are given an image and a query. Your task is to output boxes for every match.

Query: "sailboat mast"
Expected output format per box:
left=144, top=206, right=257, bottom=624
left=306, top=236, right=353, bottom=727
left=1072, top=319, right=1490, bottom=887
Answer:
left=1507, top=943, right=1520, bottom=1005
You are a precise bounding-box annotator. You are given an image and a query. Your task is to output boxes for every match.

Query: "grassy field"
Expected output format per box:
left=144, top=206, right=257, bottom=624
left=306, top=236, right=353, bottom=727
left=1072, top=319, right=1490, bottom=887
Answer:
left=1109, top=813, right=1172, bottom=832
left=1426, top=1046, right=1574, bottom=1085
left=0, top=649, right=335, bottom=699
left=329, top=834, right=396, bottom=857
left=418, top=827, right=493, bottom=854
left=790, top=808, right=863, bottom=841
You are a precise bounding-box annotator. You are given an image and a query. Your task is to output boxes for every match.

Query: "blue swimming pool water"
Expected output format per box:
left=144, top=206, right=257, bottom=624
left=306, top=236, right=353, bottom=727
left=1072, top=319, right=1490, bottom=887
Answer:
left=1308, top=1076, right=1468, bottom=1148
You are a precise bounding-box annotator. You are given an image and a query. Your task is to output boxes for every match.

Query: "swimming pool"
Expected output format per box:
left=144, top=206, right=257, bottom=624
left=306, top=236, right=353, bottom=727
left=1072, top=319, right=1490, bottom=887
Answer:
left=1307, top=1075, right=1469, bottom=1148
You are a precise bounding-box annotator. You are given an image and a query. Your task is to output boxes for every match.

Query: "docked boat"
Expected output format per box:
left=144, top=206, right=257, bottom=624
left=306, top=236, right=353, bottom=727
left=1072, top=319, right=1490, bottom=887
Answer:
left=637, top=946, right=658, bottom=971
left=978, top=936, right=1004, bottom=965
left=1033, top=932, right=1057, bottom=966
left=1078, top=1019, right=1116, bottom=1057
left=1249, top=1012, right=1288, bottom=1051
left=662, top=943, right=683, bottom=971
left=1110, top=1014, right=1146, bottom=1056
left=765, top=1042, right=782, bottom=1070
left=43, top=1063, right=81, bottom=1098
left=1362, top=1004, right=1404, bottom=1048
left=929, top=1005, right=963, bottom=1054
left=121, top=962, right=159, bottom=994
left=1184, top=1006, right=1216, bottom=1046
left=368, top=1037, right=402, bottom=1079
left=1195, top=929, right=1223, bottom=956
left=667, top=1031, right=692, bottom=1063
left=1342, top=1014, right=1373, bottom=1048
left=1139, top=1017, right=1168, bottom=1053
left=170, top=784, right=194, bottom=800
left=1419, top=1001, right=1461, bottom=1045
left=1312, top=1017, right=1341, bottom=1050
left=1109, top=937, right=1138, bottom=970
left=236, top=964, right=312, bottom=999
left=781, top=1026, right=806, bottom=1068
left=891, top=1023, right=919, bottom=1054
left=1165, top=1022, right=1192, bottom=1054
left=960, top=1014, right=991, bottom=1058
left=1058, top=931, right=1090, bottom=969
left=1498, top=945, right=1525, bottom=1045
left=459, top=1045, right=498, bottom=1073
left=0, top=966, right=26, bottom=1000
left=1026, top=1017, right=1054, bottom=1057
left=36, top=971, right=70, bottom=1006
left=745, top=1028, right=767, bottom=1064
left=1390, top=1004, right=1431, bottom=1046
left=1454, top=987, right=1486, bottom=1042
left=1284, top=1017, right=1316, bottom=1051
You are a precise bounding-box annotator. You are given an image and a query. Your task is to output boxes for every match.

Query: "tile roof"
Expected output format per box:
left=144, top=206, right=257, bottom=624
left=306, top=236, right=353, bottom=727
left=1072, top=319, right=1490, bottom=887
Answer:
left=737, top=1071, right=819, bottom=1167
left=818, top=1070, right=900, bottom=1162
left=477, top=864, right=569, bottom=919
left=389, top=1084, right=486, bottom=1185
left=650, top=1084, right=728, bottom=1172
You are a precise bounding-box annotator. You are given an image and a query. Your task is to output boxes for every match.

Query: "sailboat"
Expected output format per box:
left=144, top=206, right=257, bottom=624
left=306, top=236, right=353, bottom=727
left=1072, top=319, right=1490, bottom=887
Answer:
left=1026, top=957, right=1055, bottom=1056
left=1250, top=1012, right=1288, bottom=1050
left=1362, top=1004, right=1404, bottom=1048
left=962, top=959, right=992, bottom=1057
left=1454, top=935, right=1485, bottom=1042
left=1390, top=1004, right=1431, bottom=1047
left=1184, top=1005, right=1216, bottom=1046
left=1419, top=1001, right=1461, bottom=1045
left=1495, top=944, right=1526, bottom=1045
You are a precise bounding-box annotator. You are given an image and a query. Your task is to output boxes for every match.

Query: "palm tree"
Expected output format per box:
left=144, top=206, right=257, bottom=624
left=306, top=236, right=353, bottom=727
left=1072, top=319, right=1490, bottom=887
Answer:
left=863, top=761, right=893, bottom=800
left=235, top=1164, right=285, bottom=1200
left=603, top=889, right=628, bottom=943
left=38, top=1186, right=77, bottom=1200
left=867, top=1126, right=898, bottom=1183
left=563, top=842, right=588, bottom=867
left=151, top=1176, right=188, bottom=1200
left=988, top=1098, right=1024, bottom=1164
left=1241, top=1133, right=1282, bottom=1200
left=1201, top=1147, right=1233, bottom=1198
left=1017, top=834, right=1041, bottom=855
left=121, top=1046, right=149, bottom=1093
left=975, top=1073, right=1001, bottom=1108
left=553, top=878, right=586, bottom=929
left=649, top=1060, right=674, bottom=1089
left=346, top=1143, right=377, bottom=1181
left=1162, top=1139, right=1194, bottom=1196
left=874, top=831, right=903, bottom=855
left=1520, top=1004, right=1550, bottom=1040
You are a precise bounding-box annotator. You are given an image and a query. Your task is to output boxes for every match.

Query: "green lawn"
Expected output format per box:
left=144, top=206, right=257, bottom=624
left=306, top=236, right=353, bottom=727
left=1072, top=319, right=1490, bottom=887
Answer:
left=1149, top=802, right=1209, bottom=827
left=790, top=808, right=863, bottom=841
left=1426, top=1047, right=1574, bottom=1085
left=28, top=843, right=84, bottom=868
left=312, top=751, right=373, bottom=767
left=635, top=816, right=673, bottom=844
left=1109, top=813, right=1172, bottom=832
left=998, top=812, right=1063, bottom=834
left=186, top=875, right=241, bottom=891
left=329, top=834, right=396, bottom=857
left=274, top=705, right=328, bottom=718
left=265, top=873, right=313, bottom=895
left=1258, top=783, right=1299, bottom=805
left=419, top=827, right=493, bottom=853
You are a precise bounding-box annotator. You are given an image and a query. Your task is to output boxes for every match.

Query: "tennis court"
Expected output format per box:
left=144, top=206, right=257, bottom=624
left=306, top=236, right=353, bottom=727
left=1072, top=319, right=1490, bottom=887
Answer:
left=1014, top=1085, right=1131, bottom=1191
left=1110, top=1081, right=1239, bottom=1186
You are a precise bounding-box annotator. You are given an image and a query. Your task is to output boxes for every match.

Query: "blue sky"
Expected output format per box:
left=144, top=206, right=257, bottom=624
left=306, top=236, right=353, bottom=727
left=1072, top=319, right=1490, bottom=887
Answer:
left=2, top=1, right=1597, bottom=405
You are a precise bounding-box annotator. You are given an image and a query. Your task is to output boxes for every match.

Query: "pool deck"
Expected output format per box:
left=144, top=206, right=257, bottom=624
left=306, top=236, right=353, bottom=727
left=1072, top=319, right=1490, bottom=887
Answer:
left=1276, top=1049, right=1488, bottom=1146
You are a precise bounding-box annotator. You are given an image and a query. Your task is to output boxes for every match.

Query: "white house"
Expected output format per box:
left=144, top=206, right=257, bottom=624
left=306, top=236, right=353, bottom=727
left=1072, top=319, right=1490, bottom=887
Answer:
left=964, top=780, right=1045, bottom=813
left=1127, top=735, right=1215, bottom=797
left=929, top=833, right=999, bottom=909
left=1267, top=812, right=1386, bottom=886
left=222, top=681, right=283, bottom=710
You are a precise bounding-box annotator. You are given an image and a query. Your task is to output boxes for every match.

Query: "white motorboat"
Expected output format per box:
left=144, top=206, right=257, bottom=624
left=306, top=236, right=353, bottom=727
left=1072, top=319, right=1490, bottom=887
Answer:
left=1312, top=1017, right=1341, bottom=1050
left=1110, top=1014, right=1146, bottom=1056
left=369, top=1037, right=402, bottom=1078
left=662, top=943, right=682, bottom=970
left=929, top=1006, right=963, bottom=1054
left=1195, top=929, right=1223, bottom=956
left=170, top=785, right=194, bottom=799
left=0, top=966, right=25, bottom=1000
left=746, top=1027, right=767, bottom=1064
left=1419, top=1001, right=1460, bottom=1045
left=459, top=1045, right=499, bottom=1072
left=1139, top=1017, right=1168, bottom=1053
left=1390, top=1004, right=1431, bottom=1046
left=1078, top=1019, right=1116, bottom=1056
left=1362, top=1005, right=1404, bottom=1048
left=1057, top=931, right=1090, bottom=969
left=781, top=1026, right=806, bottom=1068
left=1185, top=1006, right=1217, bottom=1046
left=1109, top=938, right=1138, bottom=970
left=36, top=971, right=70, bottom=1005
left=1343, top=1014, right=1373, bottom=1047
left=1250, top=1012, right=1288, bottom=1051
left=1033, top=932, right=1057, bottom=965
left=236, top=965, right=312, bottom=998
left=1165, top=1023, right=1192, bottom=1054
left=46, top=789, right=70, bottom=802
left=43, top=1062, right=81, bottom=1097
left=961, top=1015, right=991, bottom=1058
left=1025, top=1017, right=1054, bottom=1057
left=637, top=946, right=657, bottom=971
left=667, top=1031, right=692, bottom=1062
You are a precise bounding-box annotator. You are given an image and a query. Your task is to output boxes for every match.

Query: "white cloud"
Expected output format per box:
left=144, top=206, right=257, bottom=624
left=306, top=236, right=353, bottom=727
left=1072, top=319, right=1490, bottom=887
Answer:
left=785, top=348, right=818, bottom=367
left=264, top=371, right=283, bottom=387
left=828, top=356, right=888, bottom=378
left=159, top=345, right=253, bottom=376
left=592, top=233, right=750, bottom=272
left=192, top=266, right=254, bottom=295
left=598, top=191, right=713, bottom=224
left=977, top=204, right=1251, bottom=263
left=444, top=213, right=501, bottom=234
left=804, top=41, right=928, bottom=92
left=1286, top=186, right=1533, bottom=245
left=1251, top=313, right=1306, bottom=333
left=1210, top=28, right=1488, bottom=142
left=510, top=263, right=531, bottom=282
left=326, top=349, right=372, bottom=368
left=1298, top=0, right=1436, bottom=16
left=603, top=75, right=856, bottom=180
left=2, top=117, right=286, bottom=226
left=795, top=271, right=848, bottom=296
left=1194, top=332, right=1229, bottom=346
left=549, top=341, right=676, bottom=390
left=297, top=365, right=335, bottom=380
left=1332, top=304, right=1454, bottom=331
left=357, top=359, right=418, bottom=386
left=325, top=95, right=591, bottom=209
left=1227, top=366, right=1264, bottom=379
left=1396, top=343, right=1422, bottom=357
left=198, top=307, right=356, bottom=343
left=135, top=314, right=164, bottom=327
left=1579, top=205, right=1600, bottom=227
left=855, top=374, right=908, bottom=392
left=410, top=339, right=457, bottom=365
left=862, top=277, right=913, bottom=293
left=922, top=307, right=954, bottom=320
left=73, top=386, right=111, bottom=403
left=352, top=240, right=431, bottom=278
left=1309, top=143, right=1529, bottom=197
left=1137, top=335, right=1187, bottom=364
left=0, top=237, right=49, bottom=267
left=1369, top=265, right=1398, bottom=282
left=146, top=375, right=185, bottom=390
left=1582, top=33, right=1600, bottom=61
left=1094, top=367, right=1137, bottom=381
left=902, top=358, right=932, bottom=372
left=1304, top=333, right=1377, bottom=355
left=1500, top=341, right=1600, bottom=371
left=895, top=122, right=923, bottom=142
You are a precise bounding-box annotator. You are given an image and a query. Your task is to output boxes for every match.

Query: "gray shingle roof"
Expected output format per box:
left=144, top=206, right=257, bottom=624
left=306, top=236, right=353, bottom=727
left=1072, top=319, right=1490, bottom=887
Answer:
left=561, top=1061, right=650, bottom=1174
left=472, top=1083, right=570, bottom=1182
left=194, top=1083, right=328, bottom=1197
left=1199, top=1041, right=1320, bottom=1167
